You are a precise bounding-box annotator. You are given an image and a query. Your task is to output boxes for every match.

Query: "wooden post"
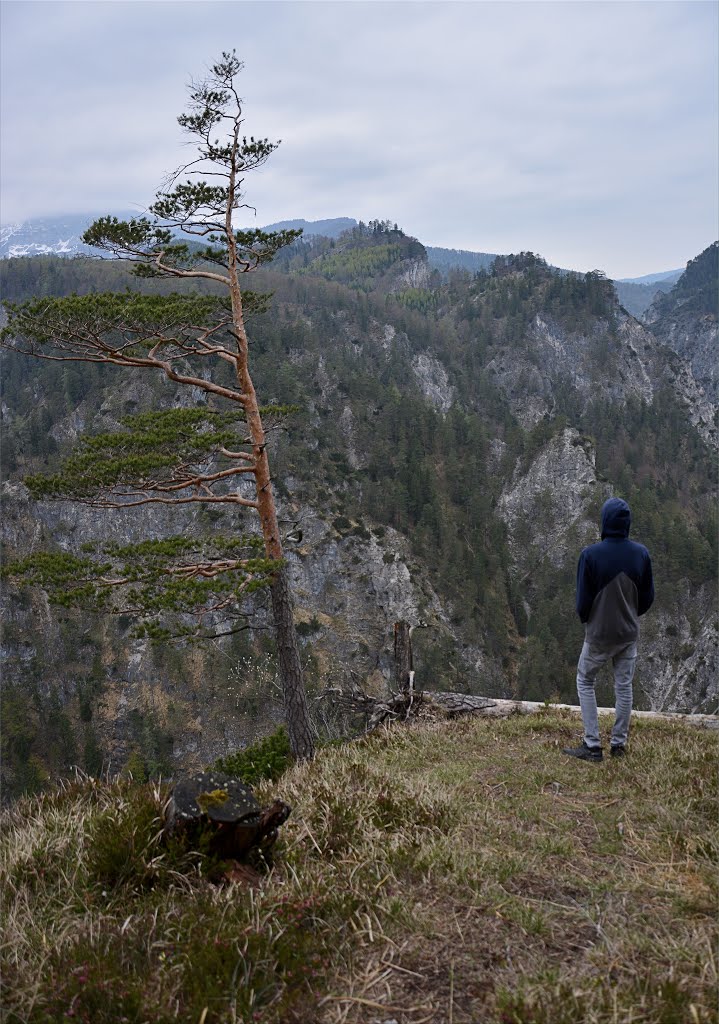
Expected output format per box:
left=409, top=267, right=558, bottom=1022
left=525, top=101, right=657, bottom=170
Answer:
left=394, top=621, right=413, bottom=693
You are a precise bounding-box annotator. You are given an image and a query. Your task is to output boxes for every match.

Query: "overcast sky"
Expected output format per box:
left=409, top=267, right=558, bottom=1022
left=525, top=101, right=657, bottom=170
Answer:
left=1, top=0, right=717, bottom=278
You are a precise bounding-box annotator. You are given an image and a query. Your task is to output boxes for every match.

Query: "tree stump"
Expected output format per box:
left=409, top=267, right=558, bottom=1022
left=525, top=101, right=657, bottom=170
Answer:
left=164, top=771, right=291, bottom=864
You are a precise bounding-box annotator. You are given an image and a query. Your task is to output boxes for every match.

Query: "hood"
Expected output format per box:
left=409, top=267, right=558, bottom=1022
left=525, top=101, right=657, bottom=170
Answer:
left=601, top=497, right=631, bottom=539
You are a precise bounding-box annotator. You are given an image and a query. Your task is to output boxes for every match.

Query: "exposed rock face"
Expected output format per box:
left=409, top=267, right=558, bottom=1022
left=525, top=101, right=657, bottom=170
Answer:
left=499, top=429, right=601, bottom=574
left=486, top=308, right=717, bottom=448
left=499, top=429, right=602, bottom=642
left=644, top=306, right=717, bottom=402
left=615, top=311, right=717, bottom=448
left=660, top=347, right=717, bottom=449
left=487, top=356, right=551, bottom=429
left=382, top=324, right=396, bottom=350
left=487, top=313, right=656, bottom=428
left=284, top=504, right=500, bottom=695
left=394, top=258, right=431, bottom=290
left=640, top=584, right=718, bottom=714
left=338, top=405, right=364, bottom=469
left=411, top=352, right=454, bottom=412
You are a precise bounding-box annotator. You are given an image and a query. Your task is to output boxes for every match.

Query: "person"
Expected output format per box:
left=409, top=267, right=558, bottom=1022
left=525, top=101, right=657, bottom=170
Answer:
left=563, top=496, right=654, bottom=762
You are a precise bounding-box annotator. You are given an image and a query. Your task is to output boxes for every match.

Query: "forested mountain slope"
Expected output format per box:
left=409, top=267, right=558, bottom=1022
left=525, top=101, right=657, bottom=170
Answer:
left=1, top=224, right=716, bottom=798
left=643, top=240, right=718, bottom=401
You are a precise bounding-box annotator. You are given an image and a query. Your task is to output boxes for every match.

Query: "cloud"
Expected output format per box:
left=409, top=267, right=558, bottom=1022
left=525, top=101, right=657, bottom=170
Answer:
left=1, top=0, right=716, bottom=276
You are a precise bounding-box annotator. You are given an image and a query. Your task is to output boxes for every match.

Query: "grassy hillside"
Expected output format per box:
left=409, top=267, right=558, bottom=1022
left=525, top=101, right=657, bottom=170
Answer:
left=1, top=710, right=716, bottom=1023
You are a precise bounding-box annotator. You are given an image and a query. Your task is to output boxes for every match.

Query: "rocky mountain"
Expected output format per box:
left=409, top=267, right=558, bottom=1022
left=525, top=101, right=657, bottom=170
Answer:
left=0, top=213, right=139, bottom=258
left=1, top=225, right=716, bottom=798
left=642, top=241, right=718, bottom=401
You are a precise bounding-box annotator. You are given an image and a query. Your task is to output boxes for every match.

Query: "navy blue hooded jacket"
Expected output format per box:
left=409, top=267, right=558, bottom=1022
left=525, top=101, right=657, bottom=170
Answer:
left=576, top=497, right=654, bottom=648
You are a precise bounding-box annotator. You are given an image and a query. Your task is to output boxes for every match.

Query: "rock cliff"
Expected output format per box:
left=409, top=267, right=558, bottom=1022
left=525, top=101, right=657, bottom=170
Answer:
left=643, top=241, right=718, bottom=402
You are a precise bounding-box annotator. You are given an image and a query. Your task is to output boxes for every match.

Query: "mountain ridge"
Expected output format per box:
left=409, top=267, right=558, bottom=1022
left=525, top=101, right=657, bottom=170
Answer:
left=0, top=212, right=687, bottom=289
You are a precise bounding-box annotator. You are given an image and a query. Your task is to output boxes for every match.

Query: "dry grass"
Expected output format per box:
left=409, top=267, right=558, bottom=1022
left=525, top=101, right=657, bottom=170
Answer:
left=1, top=710, right=717, bottom=1023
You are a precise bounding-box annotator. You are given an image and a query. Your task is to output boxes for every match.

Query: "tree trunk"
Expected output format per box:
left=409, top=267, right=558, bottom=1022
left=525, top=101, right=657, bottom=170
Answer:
left=226, top=221, right=314, bottom=761
left=394, top=621, right=413, bottom=692
left=270, top=562, right=314, bottom=760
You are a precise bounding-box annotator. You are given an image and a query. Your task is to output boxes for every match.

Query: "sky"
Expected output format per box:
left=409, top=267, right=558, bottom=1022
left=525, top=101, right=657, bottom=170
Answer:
left=1, top=0, right=717, bottom=279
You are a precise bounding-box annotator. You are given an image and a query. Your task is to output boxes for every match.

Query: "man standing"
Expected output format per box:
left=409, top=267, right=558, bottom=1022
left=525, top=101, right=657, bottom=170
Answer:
left=564, top=496, right=654, bottom=762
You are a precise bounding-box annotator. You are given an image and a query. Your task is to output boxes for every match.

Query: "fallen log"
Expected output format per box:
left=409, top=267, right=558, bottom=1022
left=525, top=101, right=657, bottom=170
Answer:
left=321, top=686, right=719, bottom=731
left=472, top=697, right=719, bottom=730
left=426, top=692, right=499, bottom=715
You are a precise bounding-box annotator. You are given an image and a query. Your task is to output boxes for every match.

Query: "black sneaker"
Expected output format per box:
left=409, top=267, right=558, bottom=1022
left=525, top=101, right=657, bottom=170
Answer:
left=563, top=742, right=603, bottom=762
left=610, top=746, right=626, bottom=758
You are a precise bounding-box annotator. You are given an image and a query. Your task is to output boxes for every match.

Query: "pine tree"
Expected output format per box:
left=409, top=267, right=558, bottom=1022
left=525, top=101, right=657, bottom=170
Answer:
left=1, top=53, right=314, bottom=759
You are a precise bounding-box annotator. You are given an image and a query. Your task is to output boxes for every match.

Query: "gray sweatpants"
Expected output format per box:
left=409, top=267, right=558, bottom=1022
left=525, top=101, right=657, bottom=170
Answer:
left=576, top=640, right=638, bottom=749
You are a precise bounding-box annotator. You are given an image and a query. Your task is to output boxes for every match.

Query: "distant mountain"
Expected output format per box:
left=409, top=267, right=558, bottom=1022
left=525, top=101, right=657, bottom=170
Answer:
left=0, top=213, right=505, bottom=284
left=0, top=215, right=360, bottom=260
left=602, top=268, right=684, bottom=318
left=258, top=217, right=357, bottom=239
left=612, top=278, right=677, bottom=318
left=426, top=246, right=500, bottom=277
left=0, top=213, right=141, bottom=259
left=619, top=268, right=684, bottom=285
left=0, top=214, right=693, bottom=326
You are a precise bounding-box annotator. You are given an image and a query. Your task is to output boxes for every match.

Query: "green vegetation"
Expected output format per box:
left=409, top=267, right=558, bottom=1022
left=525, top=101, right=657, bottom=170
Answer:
left=306, top=241, right=407, bottom=287
left=649, top=240, right=718, bottom=320
left=214, top=726, right=292, bottom=785
left=296, top=220, right=427, bottom=292
left=23, top=405, right=284, bottom=499
left=1, top=713, right=716, bottom=1022
left=2, top=535, right=279, bottom=640
left=1, top=683, right=79, bottom=798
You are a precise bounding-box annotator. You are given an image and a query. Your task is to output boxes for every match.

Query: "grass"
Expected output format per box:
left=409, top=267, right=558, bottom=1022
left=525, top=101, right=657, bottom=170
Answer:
left=0, top=709, right=717, bottom=1023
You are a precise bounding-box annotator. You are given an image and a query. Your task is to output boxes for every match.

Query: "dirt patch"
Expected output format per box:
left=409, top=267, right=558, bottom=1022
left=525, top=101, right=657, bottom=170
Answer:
left=317, top=891, right=589, bottom=1024
left=501, top=870, right=584, bottom=904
